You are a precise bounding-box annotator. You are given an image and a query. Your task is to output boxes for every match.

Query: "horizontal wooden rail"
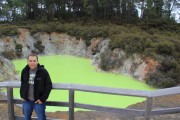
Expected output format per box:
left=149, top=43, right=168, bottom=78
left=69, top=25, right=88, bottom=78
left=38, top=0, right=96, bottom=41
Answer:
left=14, top=116, right=61, bottom=120
left=0, top=81, right=180, bottom=120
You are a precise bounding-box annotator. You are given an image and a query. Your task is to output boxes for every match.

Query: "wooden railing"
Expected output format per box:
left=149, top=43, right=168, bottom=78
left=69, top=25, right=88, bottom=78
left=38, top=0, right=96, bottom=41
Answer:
left=0, top=81, right=180, bottom=120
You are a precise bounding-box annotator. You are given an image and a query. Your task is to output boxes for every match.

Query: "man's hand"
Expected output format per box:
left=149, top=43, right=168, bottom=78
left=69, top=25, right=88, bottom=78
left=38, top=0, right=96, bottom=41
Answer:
left=35, top=99, right=43, bottom=104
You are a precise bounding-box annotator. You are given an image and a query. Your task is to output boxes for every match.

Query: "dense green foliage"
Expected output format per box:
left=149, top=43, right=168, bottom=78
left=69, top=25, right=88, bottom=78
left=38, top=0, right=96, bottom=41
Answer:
left=0, top=20, right=180, bottom=88
left=146, top=59, right=180, bottom=88
left=108, top=24, right=180, bottom=88
left=0, top=24, right=18, bottom=36
left=0, top=0, right=179, bottom=24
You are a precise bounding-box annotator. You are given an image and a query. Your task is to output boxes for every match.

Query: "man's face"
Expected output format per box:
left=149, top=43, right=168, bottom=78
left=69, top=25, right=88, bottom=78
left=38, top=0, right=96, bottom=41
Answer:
left=27, top=56, right=38, bottom=70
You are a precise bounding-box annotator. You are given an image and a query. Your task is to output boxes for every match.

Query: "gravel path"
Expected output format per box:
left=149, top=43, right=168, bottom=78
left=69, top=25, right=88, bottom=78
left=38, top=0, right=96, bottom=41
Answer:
left=1, top=94, right=180, bottom=120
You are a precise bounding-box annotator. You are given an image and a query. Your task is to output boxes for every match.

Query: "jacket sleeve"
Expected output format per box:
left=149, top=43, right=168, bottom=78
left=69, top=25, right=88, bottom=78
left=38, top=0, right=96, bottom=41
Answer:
left=20, top=69, right=25, bottom=99
left=40, top=70, right=52, bottom=102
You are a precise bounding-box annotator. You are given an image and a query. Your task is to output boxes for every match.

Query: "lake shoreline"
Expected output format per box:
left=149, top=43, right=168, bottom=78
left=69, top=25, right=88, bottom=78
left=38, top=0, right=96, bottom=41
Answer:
left=13, top=55, right=155, bottom=112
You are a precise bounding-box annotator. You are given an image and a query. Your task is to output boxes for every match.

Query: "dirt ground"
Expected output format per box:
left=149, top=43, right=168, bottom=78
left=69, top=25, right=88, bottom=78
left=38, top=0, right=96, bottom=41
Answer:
left=0, top=94, right=180, bottom=120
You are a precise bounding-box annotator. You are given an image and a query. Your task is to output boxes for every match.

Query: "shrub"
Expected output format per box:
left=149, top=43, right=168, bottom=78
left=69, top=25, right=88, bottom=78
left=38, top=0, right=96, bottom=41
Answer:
left=146, top=70, right=176, bottom=88
left=15, top=44, right=23, bottom=52
left=15, top=44, right=23, bottom=57
left=143, top=48, right=157, bottom=59
left=29, top=22, right=63, bottom=34
left=157, top=77, right=176, bottom=88
left=0, top=24, right=18, bottom=36
left=38, top=17, right=48, bottom=23
left=110, top=34, right=150, bottom=54
left=1, top=50, right=16, bottom=60
left=99, top=50, right=111, bottom=71
left=146, top=59, right=179, bottom=88
left=30, top=28, right=38, bottom=35
left=156, top=41, right=175, bottom=57
left=159, top=60, right=177, bottom=73
left=34, top=40, right=45, bottom=53
left=66, top=25, right=108, bottom=46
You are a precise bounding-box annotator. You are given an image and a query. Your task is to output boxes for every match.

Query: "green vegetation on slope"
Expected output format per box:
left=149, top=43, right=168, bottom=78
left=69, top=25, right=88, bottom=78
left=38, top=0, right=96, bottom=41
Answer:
left=0, top=20, right=180, bottom=88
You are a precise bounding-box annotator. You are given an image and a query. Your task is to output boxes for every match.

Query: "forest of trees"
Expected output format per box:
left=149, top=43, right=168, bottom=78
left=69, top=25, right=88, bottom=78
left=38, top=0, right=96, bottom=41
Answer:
left=0, top=0, right=179, bottom=24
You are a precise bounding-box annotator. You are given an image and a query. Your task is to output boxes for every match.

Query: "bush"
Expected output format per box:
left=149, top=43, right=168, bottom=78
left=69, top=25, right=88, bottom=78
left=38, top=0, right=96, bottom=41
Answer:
left=156, top=42, right=175, bottom=57
left=157, top=77, right=176, bottom=88
left=99, top=50, right=111, bottom=71
left=66, top=25, right=108, bottom=46
left=34, top=40, right=45, bottom=53
left=0, top=24, right=18, bottom=36
left=38, top=17, right=48, bottom=23
left=159, top=60, right=177, bottom=73
left=146, top=59, right=179, bottom=88
left=109, top=34, right=150, bottom=54
left=15, top=44, right=23, bottom=57
left=146, top=70, right=176, bottom=88
left=82, top=28, right=108, bottom=45
left=1, top=50, right=17, bottom=60
left=15, top=44, right=23, bottom=52
left=143, top=48, right=157, bottom=59
left=29, top=22, right=64, bottom=35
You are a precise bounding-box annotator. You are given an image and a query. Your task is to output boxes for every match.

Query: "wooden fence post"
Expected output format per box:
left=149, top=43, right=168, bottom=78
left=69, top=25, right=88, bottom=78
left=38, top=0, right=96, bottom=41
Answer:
left=144, top=98, right=153, bottom=120
left=7, top=87, right=15, bottom=120
left=69, top=89, right=74, bottom=120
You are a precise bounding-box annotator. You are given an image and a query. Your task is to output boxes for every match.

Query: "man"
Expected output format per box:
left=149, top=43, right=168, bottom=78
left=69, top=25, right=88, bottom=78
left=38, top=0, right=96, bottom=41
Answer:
left=20, top=53, right=52, bottom=120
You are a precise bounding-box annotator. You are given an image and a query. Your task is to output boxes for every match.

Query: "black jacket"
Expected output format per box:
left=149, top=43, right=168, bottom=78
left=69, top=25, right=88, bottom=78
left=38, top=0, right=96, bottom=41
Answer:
left=20, top=64, right=52, bottom=102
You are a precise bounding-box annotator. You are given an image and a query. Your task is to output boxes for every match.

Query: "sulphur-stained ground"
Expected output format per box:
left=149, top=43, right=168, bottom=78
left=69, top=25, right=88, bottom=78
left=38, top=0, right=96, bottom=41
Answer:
left=0, top=94, right=180, bottom=120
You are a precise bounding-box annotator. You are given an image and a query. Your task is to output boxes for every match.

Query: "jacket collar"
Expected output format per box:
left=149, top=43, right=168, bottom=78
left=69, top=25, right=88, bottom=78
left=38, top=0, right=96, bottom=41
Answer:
left=24, top=63, right=44, bottom=71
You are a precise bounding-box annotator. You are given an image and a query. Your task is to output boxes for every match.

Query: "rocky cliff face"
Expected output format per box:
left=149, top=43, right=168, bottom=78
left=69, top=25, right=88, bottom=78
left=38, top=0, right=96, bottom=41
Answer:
left=91, top=41, right=158, bottom=80
left=17, top=28, right=88, bottom=57
left=0, top=56, right=18, bottom=82
left=0, top=28, right=158, bottom=81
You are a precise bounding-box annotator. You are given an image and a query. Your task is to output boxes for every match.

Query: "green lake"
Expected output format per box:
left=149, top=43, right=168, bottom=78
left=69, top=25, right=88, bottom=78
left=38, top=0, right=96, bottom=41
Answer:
left=12, top=55, right=155, bottom=112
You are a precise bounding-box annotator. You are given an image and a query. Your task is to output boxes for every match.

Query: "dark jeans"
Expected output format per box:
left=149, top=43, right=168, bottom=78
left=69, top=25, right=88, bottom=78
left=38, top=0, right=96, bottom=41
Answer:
left=22, top=100, right=46, bottom=120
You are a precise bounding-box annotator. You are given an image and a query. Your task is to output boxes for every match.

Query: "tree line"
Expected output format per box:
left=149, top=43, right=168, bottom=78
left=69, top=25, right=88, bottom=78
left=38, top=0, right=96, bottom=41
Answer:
left=0, top=0, right=179, bottom=24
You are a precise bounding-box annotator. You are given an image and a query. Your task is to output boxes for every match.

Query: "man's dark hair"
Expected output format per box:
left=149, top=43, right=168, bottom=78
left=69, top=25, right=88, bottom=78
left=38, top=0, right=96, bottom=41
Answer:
left=27, top=53, right=38, bottom=60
